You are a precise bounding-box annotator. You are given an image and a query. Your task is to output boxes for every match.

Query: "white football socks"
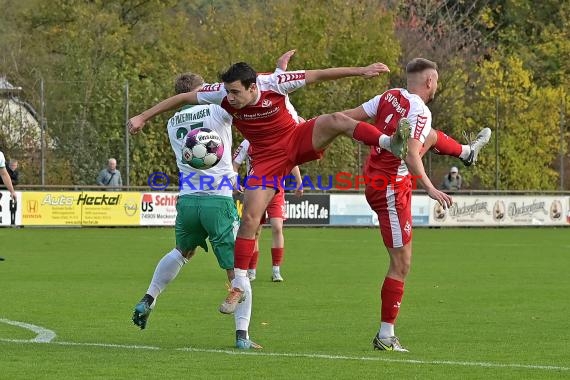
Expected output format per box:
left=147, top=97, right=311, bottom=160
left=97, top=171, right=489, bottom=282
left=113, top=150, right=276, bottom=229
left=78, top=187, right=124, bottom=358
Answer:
left=234, top=276, right=252, bottom=332
left=379, top=322, right=395, bottom=338
left=379, top=135, right=391, bottom=151
left=234, top=268, right=248, bottom=278
left=146, top=249, right=188, bottom=299
left=459, top=145, right=471, bottom=160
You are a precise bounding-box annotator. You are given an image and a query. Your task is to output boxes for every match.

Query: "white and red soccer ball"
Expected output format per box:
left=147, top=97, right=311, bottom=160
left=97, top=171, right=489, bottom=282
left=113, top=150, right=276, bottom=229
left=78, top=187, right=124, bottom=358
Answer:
left=181, top=128, right=224, bottom=170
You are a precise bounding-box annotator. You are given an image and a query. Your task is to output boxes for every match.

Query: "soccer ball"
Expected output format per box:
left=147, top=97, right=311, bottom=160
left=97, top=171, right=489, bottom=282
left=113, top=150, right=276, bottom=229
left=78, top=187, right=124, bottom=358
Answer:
left=181, top=127, right=224, bottom=170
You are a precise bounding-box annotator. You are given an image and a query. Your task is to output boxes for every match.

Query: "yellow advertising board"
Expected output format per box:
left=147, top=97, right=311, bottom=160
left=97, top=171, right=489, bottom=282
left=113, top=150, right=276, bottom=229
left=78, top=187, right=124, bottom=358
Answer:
left=20, top=192, right=141, bottom=226
left=79, top=192, right=140, bottom=226
left=21, top=192, right=82, bottom=226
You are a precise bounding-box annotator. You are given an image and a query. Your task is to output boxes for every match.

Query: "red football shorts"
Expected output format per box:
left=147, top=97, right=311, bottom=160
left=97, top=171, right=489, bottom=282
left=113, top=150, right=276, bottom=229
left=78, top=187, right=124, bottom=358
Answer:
left=244, top=117, right=324, bottom=189
left=365, top=176, right=413, bottom=248
left=260, top=191, right=287, bottom=224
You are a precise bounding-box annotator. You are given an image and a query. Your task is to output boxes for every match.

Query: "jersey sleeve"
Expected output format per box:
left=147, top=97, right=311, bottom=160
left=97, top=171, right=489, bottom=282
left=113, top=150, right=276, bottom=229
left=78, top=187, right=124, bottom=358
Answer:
left=0, top=151, right=5, bottom=168
left=361, top=95, right=382, bottom=119
left=407, top=101, right=432, bottom=144
left=233, top=140, right=250, bottom=165
left=196, top=83, right=226, bottom=105
left=267, top=70, right=306, bottom=95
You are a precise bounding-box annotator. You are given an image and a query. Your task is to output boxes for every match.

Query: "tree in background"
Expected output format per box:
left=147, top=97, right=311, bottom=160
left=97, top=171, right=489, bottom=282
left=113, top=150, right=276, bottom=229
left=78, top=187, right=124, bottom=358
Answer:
left=0, top=0, right=567, bottom=189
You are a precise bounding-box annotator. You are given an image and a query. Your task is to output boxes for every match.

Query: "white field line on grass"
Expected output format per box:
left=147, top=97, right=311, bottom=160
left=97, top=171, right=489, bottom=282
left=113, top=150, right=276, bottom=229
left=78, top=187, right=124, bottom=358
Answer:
left=0, top=318, right=56, bottom=343
left=1, top=318, right=568, bottom=372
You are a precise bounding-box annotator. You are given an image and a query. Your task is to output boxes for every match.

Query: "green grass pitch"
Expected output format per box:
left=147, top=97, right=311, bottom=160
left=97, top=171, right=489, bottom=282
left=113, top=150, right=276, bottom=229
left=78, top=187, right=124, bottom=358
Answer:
left=1, top=227, right=569, bottom=379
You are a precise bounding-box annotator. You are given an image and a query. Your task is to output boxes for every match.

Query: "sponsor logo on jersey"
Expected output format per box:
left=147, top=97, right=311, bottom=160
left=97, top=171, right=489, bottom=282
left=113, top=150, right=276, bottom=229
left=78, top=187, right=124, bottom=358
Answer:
left=276, top=73, right=305, bottom=84
left=384, top=92, right=407, bottom=117
left=239, top=107, right=280, bottom=120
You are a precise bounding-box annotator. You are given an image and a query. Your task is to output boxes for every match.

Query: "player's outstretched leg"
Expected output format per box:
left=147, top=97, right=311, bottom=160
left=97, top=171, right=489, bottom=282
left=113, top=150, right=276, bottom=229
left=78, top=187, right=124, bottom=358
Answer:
left=311, top=113, right=411, bottom=160
left=132, top=294, right=154, bottom=330
left=461, top=127, right=492, bottom=166
left=430, top=127, right=492, bottom=166
left=132, top=248, right=190, bottom=328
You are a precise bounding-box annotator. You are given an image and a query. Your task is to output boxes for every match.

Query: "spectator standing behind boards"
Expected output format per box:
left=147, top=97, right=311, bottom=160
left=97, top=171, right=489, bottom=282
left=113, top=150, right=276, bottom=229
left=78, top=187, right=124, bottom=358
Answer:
left=96, top=158, right=123, bottom=190
left=0, top=159, right=19, bottom=188
left=441, top=166, right=462, bottom=191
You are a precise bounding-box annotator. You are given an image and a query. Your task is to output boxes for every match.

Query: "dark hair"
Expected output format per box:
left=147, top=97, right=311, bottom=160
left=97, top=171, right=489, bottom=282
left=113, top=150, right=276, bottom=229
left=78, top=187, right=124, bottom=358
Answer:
left=174, top=73, right=204, bottom=94
left=219, top=62, right=257, bottom=89
left=406, top=58, right=438, bottom=74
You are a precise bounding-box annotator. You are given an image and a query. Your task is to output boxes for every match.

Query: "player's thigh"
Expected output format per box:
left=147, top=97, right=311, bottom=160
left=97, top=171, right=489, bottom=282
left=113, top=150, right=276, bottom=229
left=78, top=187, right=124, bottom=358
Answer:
left=420, top=129, right=438, bottom=157
left=288, top=118, right=325, bottom=168
left=199, top=196, right=239, bottom=270
left=365, top=182, right=412, bottom=249
left=310, top=112, right=356, bottom=151
left=175, top=196, right=208, bottom=253
left=242, top=187, right=277, bottom=224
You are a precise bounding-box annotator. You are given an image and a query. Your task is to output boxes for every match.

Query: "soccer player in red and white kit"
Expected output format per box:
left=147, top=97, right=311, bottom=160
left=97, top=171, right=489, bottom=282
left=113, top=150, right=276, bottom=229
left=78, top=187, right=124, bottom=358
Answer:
left=128, top=50, right=412, bottom=316
left=233, top=139, right=303, bottom=282
left=343, top=58, right=471, bottom=352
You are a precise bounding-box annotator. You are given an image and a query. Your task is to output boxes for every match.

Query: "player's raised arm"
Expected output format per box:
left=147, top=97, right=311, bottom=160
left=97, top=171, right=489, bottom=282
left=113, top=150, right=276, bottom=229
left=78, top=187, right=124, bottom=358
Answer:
left=128, top=91, right=199, bottom=134
left=342, top=105, right=371, bottom=122
left=305, top=62, right=390, bottom=84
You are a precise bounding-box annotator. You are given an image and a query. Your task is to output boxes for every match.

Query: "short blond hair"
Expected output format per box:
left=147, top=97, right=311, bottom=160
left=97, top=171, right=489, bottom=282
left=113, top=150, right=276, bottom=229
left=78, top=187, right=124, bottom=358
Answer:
left=406, top=58, right=438, bottom=74
left=175, top=73, right=204, bottom=94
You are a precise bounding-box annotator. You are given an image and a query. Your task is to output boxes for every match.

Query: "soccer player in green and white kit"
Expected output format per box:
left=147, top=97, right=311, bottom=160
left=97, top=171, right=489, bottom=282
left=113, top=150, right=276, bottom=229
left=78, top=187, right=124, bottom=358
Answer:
left=131, top=72, right=260, bottom=349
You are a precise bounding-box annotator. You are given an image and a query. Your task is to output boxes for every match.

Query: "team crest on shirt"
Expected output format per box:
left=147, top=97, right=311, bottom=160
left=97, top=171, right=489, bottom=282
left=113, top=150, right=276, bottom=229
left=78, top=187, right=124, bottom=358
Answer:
left=262, top=99, right=272, bottom=108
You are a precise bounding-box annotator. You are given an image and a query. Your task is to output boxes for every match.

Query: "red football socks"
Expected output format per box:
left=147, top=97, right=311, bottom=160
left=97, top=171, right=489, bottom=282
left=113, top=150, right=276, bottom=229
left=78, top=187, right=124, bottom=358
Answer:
left=271, top=248, right=284, bottom=266
left=433, top=130, right=462, bottom=157
left=380, top=277, right=405, bottom=324
left=353, top=122, right=383, bottom=146
left=234, top=237, right=256, bottom=270
left=249, top=251, right=259, bottom=270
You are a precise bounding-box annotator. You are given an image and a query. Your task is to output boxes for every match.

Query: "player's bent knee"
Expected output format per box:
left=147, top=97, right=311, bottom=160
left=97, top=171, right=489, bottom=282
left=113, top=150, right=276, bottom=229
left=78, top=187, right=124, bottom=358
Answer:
left=179, top=248, right=196, bottom=260
left=388, top=246, right=412, bottom=278
left=239, top=213, right=262, bottom=235
left=328, top=112, right=352, bottom=129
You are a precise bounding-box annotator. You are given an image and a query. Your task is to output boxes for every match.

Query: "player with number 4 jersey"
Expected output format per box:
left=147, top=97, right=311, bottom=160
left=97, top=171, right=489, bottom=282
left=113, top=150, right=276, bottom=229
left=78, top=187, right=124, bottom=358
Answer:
left=343, top=58, right=454, bottom=352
